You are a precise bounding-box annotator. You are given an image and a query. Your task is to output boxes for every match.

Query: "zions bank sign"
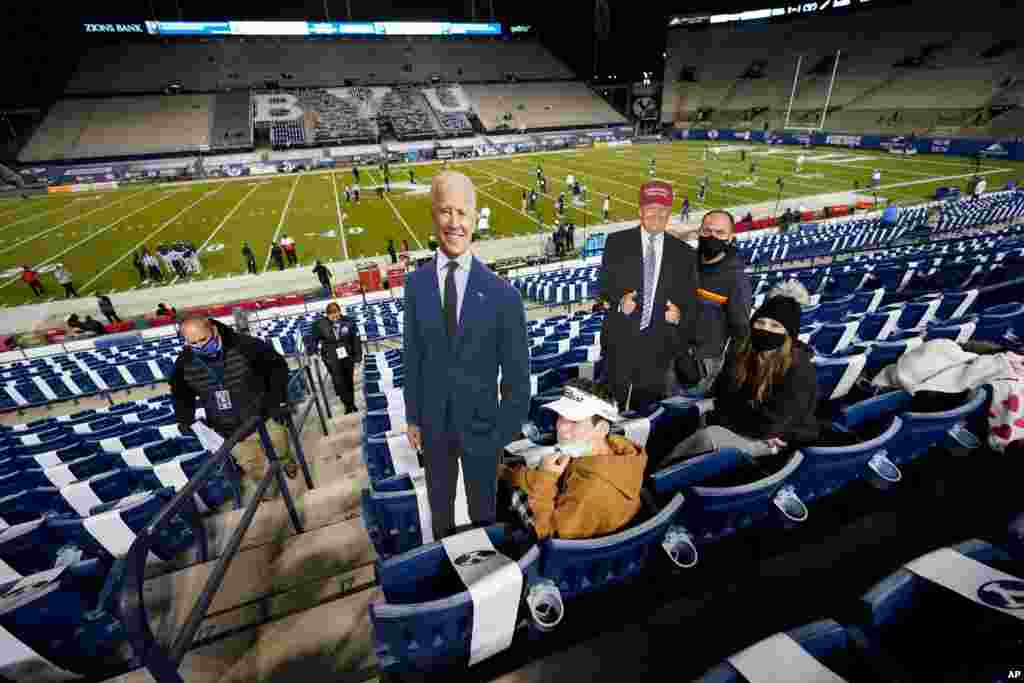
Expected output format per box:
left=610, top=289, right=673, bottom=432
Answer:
left=83, top=23, right=146, bottom=33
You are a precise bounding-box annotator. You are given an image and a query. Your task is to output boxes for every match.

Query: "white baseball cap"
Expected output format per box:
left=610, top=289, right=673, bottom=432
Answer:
left=542, top=384, right=621, bottom=423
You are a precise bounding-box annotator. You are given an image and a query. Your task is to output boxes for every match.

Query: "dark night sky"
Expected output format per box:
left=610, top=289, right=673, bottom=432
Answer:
left=1, top=1, right=757, bottom=110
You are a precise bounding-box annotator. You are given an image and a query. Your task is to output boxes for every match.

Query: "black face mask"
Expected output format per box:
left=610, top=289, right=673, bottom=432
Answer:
left=751, top=328, right=787, bottom=352
left=699, top=236, right=731, bottom=260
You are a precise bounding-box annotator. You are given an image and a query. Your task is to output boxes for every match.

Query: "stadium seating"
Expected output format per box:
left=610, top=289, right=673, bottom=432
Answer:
left=695, top=619, right=882, bottom=682
left=377, top=86, right=439, bottom=140
left=65, top=39, right=574, bottom=95
left=663, top=0, right=1023, bottom=135
left=210, top=91, right=253, bottom=150
left=855, top=539, right=1024, bottom=680
left=462, top=82, right=628, bottom=131
left=19, top=95, right=214, bottom=162
left=0, top=558, right=135, bottom=678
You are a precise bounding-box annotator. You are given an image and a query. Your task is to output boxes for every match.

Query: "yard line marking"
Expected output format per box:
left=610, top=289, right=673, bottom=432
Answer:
left=79, top=186, right=227, bottom=293
left=0, top=199, right=70, bottom=222
left=0, top=201, right=79, bottom=233
left=0, top=189, right=151, bottom=256
left=369, top=169, right=423, bottom=250
left=263, top=175, right=301, bottom=272
left=876, top=168, right=1013, bottom=192
left=197, top=183, right=263, bottom=252
left=331, top=171, right=350, bottom=260
left=0, top=192, right=138, bottom=237
left=0, top=190, right=178, bottom=290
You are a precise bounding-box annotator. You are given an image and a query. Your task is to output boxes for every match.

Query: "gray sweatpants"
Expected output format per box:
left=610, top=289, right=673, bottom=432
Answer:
left=662, top=425, right=775, bottom=469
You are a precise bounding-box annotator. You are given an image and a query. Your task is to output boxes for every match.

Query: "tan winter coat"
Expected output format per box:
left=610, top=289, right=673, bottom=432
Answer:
left=500, top=435, right=647, bottom=540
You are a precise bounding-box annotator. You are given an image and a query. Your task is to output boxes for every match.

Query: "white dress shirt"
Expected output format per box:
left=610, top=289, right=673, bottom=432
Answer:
left=435, top=249, right=473, bottom=324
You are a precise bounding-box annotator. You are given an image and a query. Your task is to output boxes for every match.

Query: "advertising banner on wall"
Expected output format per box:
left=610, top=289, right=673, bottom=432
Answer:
left=669, top=128, right=1021, bottom=160
left=249, top=164, right=278, bottom=176
left=277, top=159, right=313, bottom=173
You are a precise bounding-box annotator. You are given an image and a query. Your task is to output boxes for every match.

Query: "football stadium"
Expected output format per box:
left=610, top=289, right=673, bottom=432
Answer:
left=0, top=0, right=1022, bottom=681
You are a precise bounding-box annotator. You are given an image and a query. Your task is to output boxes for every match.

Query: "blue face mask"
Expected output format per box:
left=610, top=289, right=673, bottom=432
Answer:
left=192, top=335, right=222, bottom=358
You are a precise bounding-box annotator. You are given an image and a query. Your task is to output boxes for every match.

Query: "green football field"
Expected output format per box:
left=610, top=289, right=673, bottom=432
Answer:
left=0, top=140, right=1021, bottom=308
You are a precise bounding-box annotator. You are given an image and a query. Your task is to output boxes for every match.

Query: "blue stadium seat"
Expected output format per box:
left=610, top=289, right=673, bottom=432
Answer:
left=364, top=411, right=405, bottom=440
left=925, top=318, right=978, bottom=344
left=371, top=525, right=541, bottom=673
left=3, top=433, right=79, bottom=457
left=365, top=377, right=404, bottom=395
left=0, top=518, right=59, bottom=579
left=855, top=309, right=904, bottom=343
left=68, top=416, right=123, bottom=435
left=91, top=425, right=183, bottom=453
left=808, top=320, right=862, bottom=355
left=114, top=437, right=203, bottom=468
left=23, top=451, right=122, bottom=489
left=696, top=620, right=879, bottom=683
left=49, top=469, right=139, bottom=517
left=813, top=353, right=868, bottom=403
left=68, top=372, right=100, bottom=395
left=15, top=441, right=100, bottom=470
left=0, top=559, right=134, bottom=678
left=849, top=334, right=923, bottom=379
left=362, top=477, right=425, bottom=560
left=651, top=451, right=809, bottom=544
left=808, top=295, right=856, bottom=323
left=132, top=450, right=242, bottom=511
left=974, top=302, right=1024, bottom=342
left=934, top=289, right=980, bottom=321
left=0, top=457, right=21, bottom=477
left=538, top=493, right=687, bottom=601
left=887, top=386, right=988, bottom=465
left=47, top=488, right=200, bottom=563
left=362, top=433, right=419, bottom=481
left=798, top=417, right=904, bottom=500
left=855, top=539, right=1023, bottom=682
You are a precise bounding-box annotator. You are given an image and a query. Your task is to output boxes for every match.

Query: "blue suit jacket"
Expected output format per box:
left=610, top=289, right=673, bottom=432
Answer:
left=403, top=255, right=531, bottom=458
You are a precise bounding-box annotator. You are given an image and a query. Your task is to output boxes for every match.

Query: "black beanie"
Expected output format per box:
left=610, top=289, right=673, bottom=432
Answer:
left=752, top=295, right=802, bottom=339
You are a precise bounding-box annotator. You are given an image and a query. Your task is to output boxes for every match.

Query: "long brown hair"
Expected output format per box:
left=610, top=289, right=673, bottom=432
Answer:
left=732, top=334, right=794, bottom=405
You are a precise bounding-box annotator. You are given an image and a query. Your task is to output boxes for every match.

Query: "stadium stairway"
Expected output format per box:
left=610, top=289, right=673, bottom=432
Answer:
left=25, top=364, right=377, bottom=682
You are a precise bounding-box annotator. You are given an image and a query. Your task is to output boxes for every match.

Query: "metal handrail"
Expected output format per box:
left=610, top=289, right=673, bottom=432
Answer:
left=117, top=416, right=305, bottom=683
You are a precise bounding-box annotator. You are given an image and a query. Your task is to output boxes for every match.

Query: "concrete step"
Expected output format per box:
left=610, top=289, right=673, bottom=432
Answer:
left=105, top=580, right=381, bottom=682
left=125, top=458, right=379, bottom=682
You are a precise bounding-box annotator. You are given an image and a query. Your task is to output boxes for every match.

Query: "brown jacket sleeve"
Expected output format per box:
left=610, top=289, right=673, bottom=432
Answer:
left=500, top=465, right=633, bottom=540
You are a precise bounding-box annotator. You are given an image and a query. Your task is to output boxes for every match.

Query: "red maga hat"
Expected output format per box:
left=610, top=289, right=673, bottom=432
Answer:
left=639, top=180, right=673, bottom=207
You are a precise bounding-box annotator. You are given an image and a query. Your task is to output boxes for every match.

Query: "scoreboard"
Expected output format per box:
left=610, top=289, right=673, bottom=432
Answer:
left=83, top=20, right=503, bottom=37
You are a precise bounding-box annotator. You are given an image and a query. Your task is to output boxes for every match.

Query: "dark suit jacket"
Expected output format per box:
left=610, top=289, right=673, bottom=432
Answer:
left=598, top=226, right=700, bottom=398
left=311, top=315, right=362, bottom=364
left=403, top=255, right=531, bottom=459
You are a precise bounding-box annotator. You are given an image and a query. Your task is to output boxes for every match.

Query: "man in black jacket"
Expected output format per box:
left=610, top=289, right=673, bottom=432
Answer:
left=690, top=210, right=751, bottom=392
left=242, top=242, right=257, bottom=275
left=170, top=317, right=297, bottom=487
left=270, top=243, right=285, bottom=272
left=598, top=180, right=701, bottom=411
left=310, top=302, right=363, bottom=414
left=97, top=295, right=120, bottom=324
left=312, top=260, right=332, bottom=298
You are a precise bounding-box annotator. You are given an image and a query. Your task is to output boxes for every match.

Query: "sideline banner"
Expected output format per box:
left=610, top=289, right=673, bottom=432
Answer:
left=670, top=128, right=1021, bottom=160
